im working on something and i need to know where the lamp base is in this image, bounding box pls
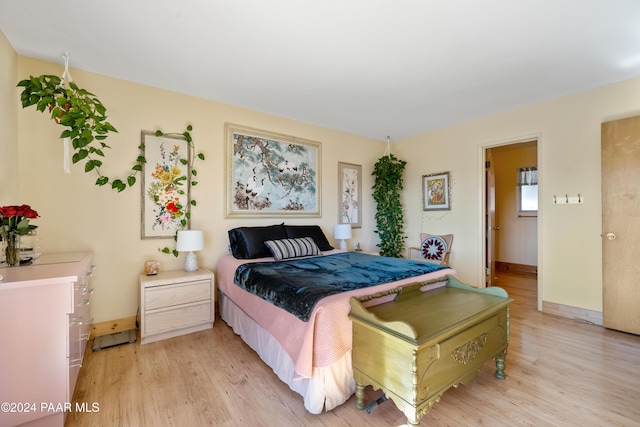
[184,251,199,272]
[339,240,348,251]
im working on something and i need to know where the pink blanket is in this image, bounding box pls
[217,251,455,379]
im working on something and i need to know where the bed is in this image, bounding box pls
[216,224,456,413]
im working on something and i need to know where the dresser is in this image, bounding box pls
[0,251,94,427]
[349,275,512,427]
[139,268,214,344]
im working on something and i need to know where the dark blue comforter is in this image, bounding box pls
[234,251,447,321]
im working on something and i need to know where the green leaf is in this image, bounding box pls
[111,179,126,192]
[155,130,163,136]
[132,165,143,172]
[197,153,205,160]
[190,200,197,206]
[96,176,109,186]
[127,176,136,187]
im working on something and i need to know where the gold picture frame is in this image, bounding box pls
[225,123,321,218]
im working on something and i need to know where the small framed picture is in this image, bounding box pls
[338,162,362,228]
[422,171,451,211]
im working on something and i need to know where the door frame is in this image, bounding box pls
[479,133,543,311]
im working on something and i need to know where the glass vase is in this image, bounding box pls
[5,234,21,267]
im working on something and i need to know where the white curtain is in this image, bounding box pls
[517,167,538,186]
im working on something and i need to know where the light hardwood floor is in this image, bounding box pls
[67,272,640,426]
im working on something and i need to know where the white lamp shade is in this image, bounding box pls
[176,230,205,252]
[334,223,352,240]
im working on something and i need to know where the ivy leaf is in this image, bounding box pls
[96,176,109,186]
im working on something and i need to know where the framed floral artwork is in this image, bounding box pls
[141,131,191,239]
[338,162,362,228]
[225,123,321,217]
[422,171,451,211]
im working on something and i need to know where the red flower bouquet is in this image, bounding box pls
[0,204,39,237]
[1,204,39,266]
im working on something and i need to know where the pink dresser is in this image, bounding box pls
[0,252,94,427]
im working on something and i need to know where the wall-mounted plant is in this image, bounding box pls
[372,152,407,257]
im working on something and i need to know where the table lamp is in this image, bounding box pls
[334,223,352,251]
[176,230,204,272]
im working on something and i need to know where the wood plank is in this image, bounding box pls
[67,272,640,426]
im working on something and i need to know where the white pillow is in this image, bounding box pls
[264,237,321,261]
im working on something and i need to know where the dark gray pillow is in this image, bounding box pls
[284,225,334,251]
[228,224,287,259]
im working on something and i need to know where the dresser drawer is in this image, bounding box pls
[145,279,211,310]
[144,301,213,336]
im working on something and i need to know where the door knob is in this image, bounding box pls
[605,232,616,240]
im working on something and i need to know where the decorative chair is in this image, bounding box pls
[407,233,454,266]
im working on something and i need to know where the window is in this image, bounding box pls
[518,167,538,212]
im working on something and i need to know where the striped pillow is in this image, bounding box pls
[264,237,321,261]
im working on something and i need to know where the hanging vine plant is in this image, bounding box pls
[372,153,407,257]
[17,74,145,192]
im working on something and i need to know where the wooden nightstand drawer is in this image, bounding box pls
[144,301,213,336]
[139,268,214,344]
[145,279,211,310]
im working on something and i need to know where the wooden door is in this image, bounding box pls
[602,116,640,335]
[485,148,496,287]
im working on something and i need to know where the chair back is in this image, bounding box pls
[408,233,454,265]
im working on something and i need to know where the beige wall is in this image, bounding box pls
[14,56,384,323]
[6,27,640,322]
[493,142,537,266]
[0,29,19,202]
[398,76,640,313]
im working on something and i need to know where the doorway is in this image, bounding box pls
[484,140,539,299]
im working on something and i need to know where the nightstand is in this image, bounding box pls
[139,268,214,344]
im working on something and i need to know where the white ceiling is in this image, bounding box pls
[2,1,640,140]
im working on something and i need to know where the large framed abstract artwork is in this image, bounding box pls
[225,123,321,218]
[422,171,451,211]
[141,131,191,239]
[338,162,362,228]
